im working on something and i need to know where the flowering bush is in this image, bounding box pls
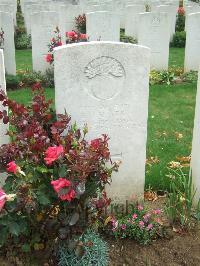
[109,205,163,245]
[0,84,118,254]
[45,28,87,65]
[75,14,86,33]
[45,27,62,65]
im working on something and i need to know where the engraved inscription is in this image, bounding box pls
[84,56,125,79]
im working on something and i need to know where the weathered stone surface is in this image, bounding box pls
[0,11,16,75]
[54,41,150,202]
[191,66,200,204]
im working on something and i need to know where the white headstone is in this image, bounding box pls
[59,4,82,41]
[138,12,170,70]
[0,49,9,146]
[154,5,177,40]
[86,11,120,41]
[0,4,16,26]
[31,11,59,73]
[54,41,150,202]
[0,12,16,75]
[191,66,200,204]
[184,12,200,72]
[125,4,145,39]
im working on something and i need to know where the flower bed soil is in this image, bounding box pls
[108,226,200,266]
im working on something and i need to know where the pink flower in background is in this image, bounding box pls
[147,223,153,231]
[143,213,151,222]
[153,209,161,215]
[139,221,145,229]
[7,161,17,174]
[132,213,138,220]
[0,188,6,211]
[44,145,64,165]
[121,224,126,230]
[137,205,144,211]
[112,218,118,231]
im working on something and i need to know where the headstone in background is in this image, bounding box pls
[86,11,120,41]
[0,11,16,75]
[31,11,59,73]
[138,12,170,70]
[191,66,200,204]
[184,12,200,72]
[125,4,145,39]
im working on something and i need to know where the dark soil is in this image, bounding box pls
[108,225,200,266]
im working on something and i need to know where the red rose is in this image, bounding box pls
[44,145,64,165]
[7,161,17,174]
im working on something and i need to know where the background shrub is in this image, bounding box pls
[15,33,32,49]
[171,31,186,48]
[6,75,20,89]
[175,14,185,32]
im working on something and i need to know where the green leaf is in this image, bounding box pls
[58,166,67,177]
[37,192,51,205]
[9,222,21,236]
[36,166,49,174]
[22,243,31,253]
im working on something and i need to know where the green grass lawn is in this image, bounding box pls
[16,49,32,71]
[8,47,197,191]
[169,47,185,68]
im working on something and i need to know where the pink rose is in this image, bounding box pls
[0,188,6,211]
[51,178,71,193]
[44,145,64,165]
[51,178,76,202]
[60,189,76,201]
[7,161,17,174]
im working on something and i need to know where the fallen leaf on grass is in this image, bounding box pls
[144,191,158,202]
[168,161,182,169]
[146,156,160,166]
[175,132,183,141]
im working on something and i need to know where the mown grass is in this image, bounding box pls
[9,47,197,191]
[16,49,32,71]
